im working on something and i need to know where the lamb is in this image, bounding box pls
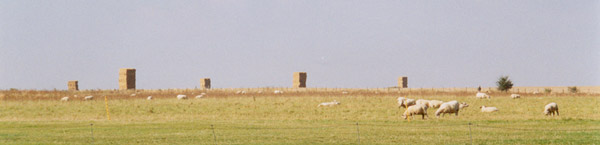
[402,104,428,119]
[476,92,490,99]
[428,100,444,108]
[416,99,430,107]
[60,96,69,101]
[511,94,521,99]
[318,100,340,107]
[147,96,153,100]
[435,101,460,117]
[398,98,416,108]
[544,102,559,116]
[480,106,499,112]
[176,95,188,100]
[84,96,93,101]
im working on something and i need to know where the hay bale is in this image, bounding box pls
[293,72,307,88]
[398,76,408,88]
[119,68,136,90]
[200,78,211,89]
[68,80,79,91]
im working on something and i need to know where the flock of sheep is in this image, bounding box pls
[318,92,560,119]
[58,90,560,118]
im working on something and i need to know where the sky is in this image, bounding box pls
[1,0,599,90]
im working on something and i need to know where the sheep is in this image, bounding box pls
[544,102,559,116]
[416,99,430,107]
[274,90,283,94]
[236,90,247,94]
[84,96,94,101]
[130,94,136,97]
[435,101,460,117]
[476,92,491,99]
[318,100,340,107]
[60,96,69,101]
[511,94,521,99]
[342,91,349,94]
[147,96,153,100]
[459,102,469,109]
[195,95,204,99]
[428,100,444,108]
[402,104,428,119]
[398,98,416,108]
[200,92,207,95]
[176,95,188,100]
[480,106,499,112]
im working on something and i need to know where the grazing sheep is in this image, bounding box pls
[544,102,559,116]
[84,96,93,101]
[147,96,153,100]
[274,90,283,94]
[176,95,188,100]
[318,100,340,107]
[236,90,247,94]
[511,94,521,99]
[533,91,539,94]
[257,91,263,94]
[195,95,204,99]
[200,92,207,95]
[60,97,69,101]
[480,106,499,112]
[130,94,136,97]
[398,99,416,108]
[459,102,469,109]
[476,92,491,99]
[402,104,428,119]
[342,91,349,94]
[428,100,444,108]
[435,101,460,117]
[416,99,430,107]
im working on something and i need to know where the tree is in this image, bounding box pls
[496,76,513,92]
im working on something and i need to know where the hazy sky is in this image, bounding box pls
[1,1,599,90]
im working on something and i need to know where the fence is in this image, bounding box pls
[72,121,599,144]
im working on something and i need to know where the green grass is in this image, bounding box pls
[1,94,599,144]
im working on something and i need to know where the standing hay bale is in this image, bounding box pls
[398,76,408,88]
[200,78,211,89]
[293,72,307,88]
[67,80,79,91]
[119,68,136,90]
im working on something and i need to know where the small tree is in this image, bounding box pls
[544,88,552,94]
[568,86,578,93]
[496,76,513,92]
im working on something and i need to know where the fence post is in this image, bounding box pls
[468,122,473,145]
[211,124,217,145]
[90,123,94,144]
[356,122,360,144]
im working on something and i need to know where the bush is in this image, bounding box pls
[568,86,578,93]
[496,76,514,92]
[544,88,552,94]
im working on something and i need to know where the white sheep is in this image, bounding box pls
[84,96,93,101]
[195,95,204,99]
[60,96,69,101]
[511,94,521,99]
[416,99,430,107]
[176,95,188,100]
[435,101,460,117]
[200,92,207,95]
[147,96,153,100]
[480,106,499,112]
[318,100,340,107]
[544,102,559,116]
[342,91,349,94]
[476,92,491,99]
[428,100,444,108]
[398,98,416,108]
[130,94,136,97]
[236,90,247,94]
[402,104,428,119]
[274,90,283,94]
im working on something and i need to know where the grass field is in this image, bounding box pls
[0,90,599,144]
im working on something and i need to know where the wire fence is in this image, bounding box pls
[75,122,599,144]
